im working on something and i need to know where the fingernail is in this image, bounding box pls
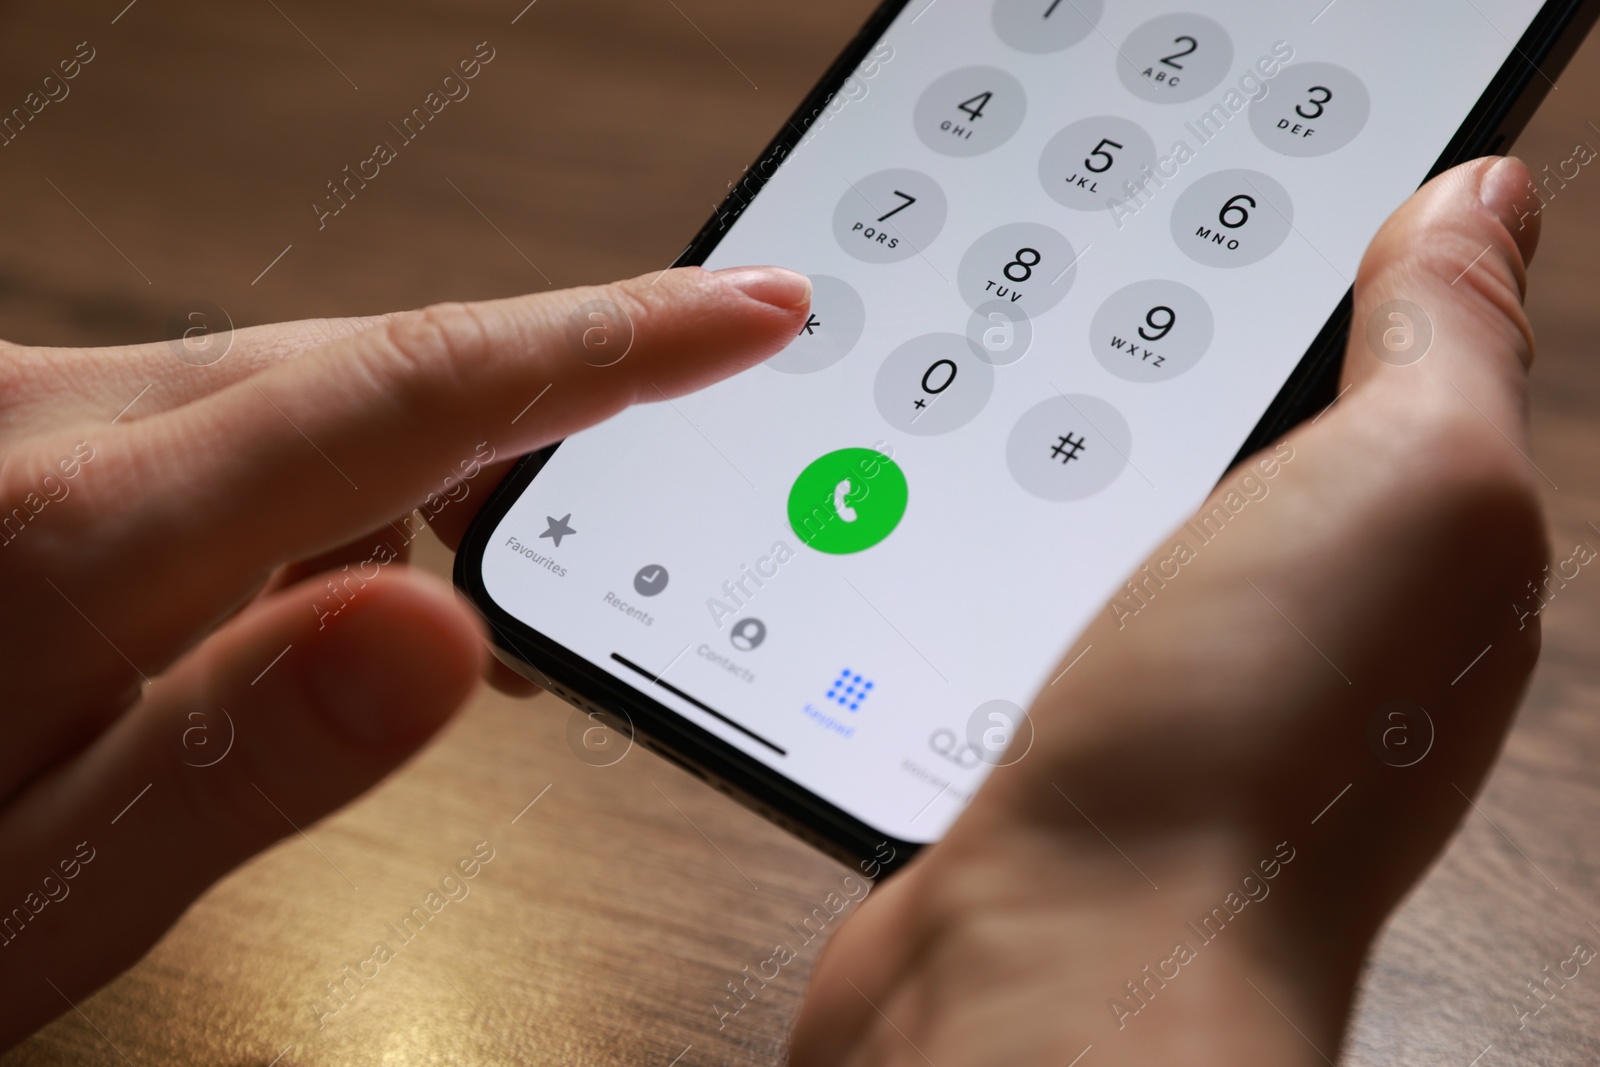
[713,266,812,310]
[1480,156,1536,230]
[1480,156,1541,275]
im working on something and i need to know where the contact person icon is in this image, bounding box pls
[729,617,767,651]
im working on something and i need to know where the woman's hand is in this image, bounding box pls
[0,264,810,1049]
[792,158,1547,1066]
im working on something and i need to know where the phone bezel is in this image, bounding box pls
[456,0,1599,877]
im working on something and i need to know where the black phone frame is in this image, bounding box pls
[457,0,1600,878]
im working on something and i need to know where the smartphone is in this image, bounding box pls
[458,0,1598,874]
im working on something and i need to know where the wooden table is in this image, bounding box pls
[4,2,1600,1063]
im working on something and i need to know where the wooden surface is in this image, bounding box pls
[4,2,1600,1064]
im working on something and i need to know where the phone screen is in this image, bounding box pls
[479,0,1547,843]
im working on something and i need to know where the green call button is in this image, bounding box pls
[786,448,908,555]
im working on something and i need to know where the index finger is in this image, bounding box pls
[66,266,809,669]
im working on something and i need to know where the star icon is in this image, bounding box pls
[539,513,576,547]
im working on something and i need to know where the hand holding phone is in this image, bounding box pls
[792,155,1549,1067]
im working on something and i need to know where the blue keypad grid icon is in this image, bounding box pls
[827,668,875,711]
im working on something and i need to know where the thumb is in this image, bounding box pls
[1340,156,1541,438]
[0,566,483,1050]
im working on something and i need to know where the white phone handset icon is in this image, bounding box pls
[832,479,858,523]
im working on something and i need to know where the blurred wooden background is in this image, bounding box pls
[3,1,1600,1064]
